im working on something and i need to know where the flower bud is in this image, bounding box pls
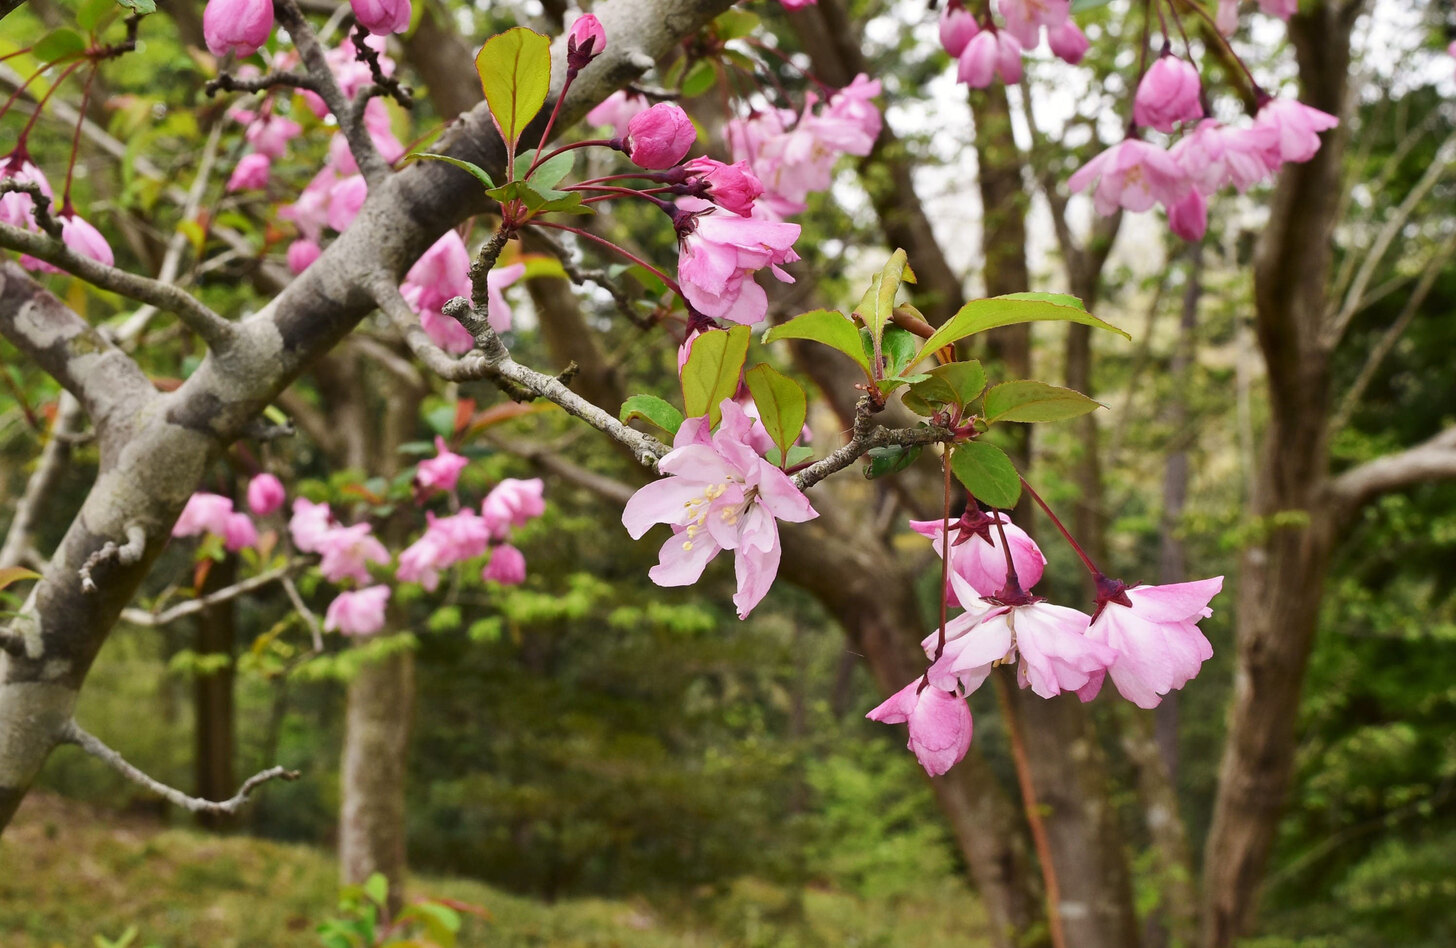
[625,103,697,169]
[684,157,763,217]
[1047,20,1089,64]
[226,152,271,192]
[287,239,321,274]
[938,2,979,57]
[1166,189,1207,242]
[351,0,411,36]
[482,544,527,585]
[1133,55,1203,133]
[60,213,114,267]
[567,14,606,70]
[247,473,287,516]
[203,0,274,58]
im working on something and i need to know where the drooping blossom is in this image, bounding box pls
[396,509,492,590]
[415,436,469,496]
[203,0,273,58]
[1068,138,1190,216]
[0,157,51,230]
[586,90,649,137]
[244,114,302,159]
[1046,20,1089,64]
[866,680,974,777]
[174,493,236,538]
[622,399,818,619]
[1166,189,1208,242]
[288,498,336,552]
[958,30,1022,88]
[278,168,337,243]
[226,152,271,192]
[1254,98,1339,165]
[287,239,321,274]
[626,103,697,169]
[675,197,800,325]
[299,36,397,118]
[221,512,258,551]
[60,214,114,267]
[938,1,979,57]
[399,231,525,351]
[566,13,605,70]
[998,0,1070,48]
[324,586,391,636]
[1133,55,1204,133]
[314,522,391,584]
[247,473,286,516]
[908,508,1046,603]
[481,478,546,538]
[1170,119,1279,195]
[481,544,527,585]
[351,0,410,35]
[1082,576,1223,708]
[683,158,764,217]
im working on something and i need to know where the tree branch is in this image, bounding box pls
[791,397,954,492]
[0,393,84,570]
[58,720,298,814]
[1330,424,1456,520]
[119,562,298,627]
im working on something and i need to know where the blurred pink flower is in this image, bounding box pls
[324,586,391,635]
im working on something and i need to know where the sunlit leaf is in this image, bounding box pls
[681,325,751,426]
[475,27,552,151]
[983,380,1104,424]
[620,394,685,436]
[744,363,807,461]
[950,442,1021,508]
[762,309,873,376]
[917,294,1128,362]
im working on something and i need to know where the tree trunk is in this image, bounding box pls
[193,554,237,831]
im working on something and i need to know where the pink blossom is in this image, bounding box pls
[1167,189,1207,242]
[324,586,391,636]
[415,436,468,496]
[247,473,286,515]
[939,1,979,57]
[287,239,321,274]
[1083,577,1221,706]
[1047,20,1089,64]
[908,508,1046,603]
[814,74,882,155]
[245,114,302,159]
[174,493,235,538]
[59,214,114,267]
[203,0,273,58]
[866,680,973,777]
[622,399,818,618]
[1170,119,1278,194]
[485,262,525,333]
[1255,98,1339,165]
[1134,56,1204,133]
[222,512,258,551]
[403,230,471,311]
[481,478,546,538]
[1216,0,1238,33]
[1068,139,1190,216]
[586,91,649,138]
[288,498,336,552]
[626,103,697,169]
[351,0,410,35]
[675,197,800,325]
[1256,0,1296,19]
[314,522,391,584]
[998,0,1070,48]
[395,532,450,590]
[684,158,764,217]
[778,0,818,7]
[396,510,494,589]
[567,13,606,67]
[957,30,1022,88]
[279,168,337,242]
[481,544,527,585]
[327,175,368,232]
[361,99,405,164]
[226,152,271,192]
[0,157,51,230]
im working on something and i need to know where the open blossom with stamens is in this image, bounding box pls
[866,680,973,776]
[622,399,818,618]
[1081,576,1223,708]
[675,198,800,325]
[909,508,1046,603]
[1069,139,1190,216]
[325,586,391,636]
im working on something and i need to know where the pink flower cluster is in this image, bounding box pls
[622,399,818,619]
[396,477,545,591]
[2,153,114,273]
[202,0,407,60]
[939,0,1089,87]
[224,107,303,194]
[173,491,260,552]
[867,508,1223,776]
[289,497,391,635]
[398,230,525,353]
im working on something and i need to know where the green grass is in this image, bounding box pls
[0,793,987,947]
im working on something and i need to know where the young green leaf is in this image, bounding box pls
[766,444,815,468]
[34,28,87,62]
[619,394,685,436]
[983,380,1104,423]
[950,442,1021,508]
[864,444,922,479]
[744,363,807,460]
[408,153,496,190]
[881,325,921,378]
[917,295,1129,362]
[475,28,553,151]
[116,0,157,13]
[0,566,41,591]
[527,149,575,190]
[928,360,987,405]
[681,325,751,426]
[762,309,873,376]
[872,249,915,338]
[681,59,719,97]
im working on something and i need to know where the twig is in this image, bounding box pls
[791,397,954,492]
[120,562,297,626]
[527,227,654,329]
[281,575,324,653]
[0,178,63,238]
[350,22,413,108]
[0,392,83,569]
[59,720,299,814]
[78,524,146,594]
[205,70,321,97]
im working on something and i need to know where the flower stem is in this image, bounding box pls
[525,69,578,180]
[1019,476,1103,580]
[529,220,684,298]
[933,449,954,663]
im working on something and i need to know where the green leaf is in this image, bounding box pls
[527,149,574,189]
[35,28,87,62]
[681,325,751,426]
[983,380,1104,424]
[475,27,552,151]
[744,363,807,461]
[917,294,1129,362]
[619,394,685,436]
[950,442,1021,508]
[1070,0,1113,11]
[765,444,814,468]
[681,59,718,97]
[903,361,985,416]
[116,0,157,13]
[881,325,920,378]
[409,153,495,190]
[78,0,115,32]
[362,872,390,907]
[864,445,922,480]
[871,249,913,340]
[0,567,41,591]
[713,7,760,39]
[762,309,873,376]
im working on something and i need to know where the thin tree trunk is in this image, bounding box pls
[193,554,237,831]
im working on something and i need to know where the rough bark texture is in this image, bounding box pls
[193,555,238,831]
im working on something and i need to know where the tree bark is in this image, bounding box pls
[193,554,238,831]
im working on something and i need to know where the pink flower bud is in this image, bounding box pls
[938,2,979,57]
[626,103,697,169]
[1047,20,1089,64]
[1166,189,1207,242]
[222,512,258,551]
[226,152,271,192]
[957,30,1021,88]
[1133,55,1204,133]
[203,0,274,58]
[247,473,286,515]
[59,213,114,267]
[567,13,606,68]
[287,239,321,274]
[350,0,411,36]
[482,544,527,585]
[684,157,764,217]
[174,493,235,538]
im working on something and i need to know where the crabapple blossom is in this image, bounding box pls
[1256,0,1297,19]
[314,523,390,585]
[674,197,800,325]
[351,0,411,36]
[1166,189,1208,241]
[244,114,302,159]
[626,103,697,169]
[396,510,496,590]
[287,239,321,274]
[1046,20,1089,64]
[958,30,1022,89]
[289,498,336,552]
[481,544,527,585]
[247,473,286,515]
[621,399,818,619]
[1068,138,1190,216]
[324,586,391,636]
[586,90,649,137]
[1133,55,1204,133]
[221,512,258,552]
[567,13,606,69]
[908,509,1046,603]
[203,0,273,58]
[174,493,236,538]
[865,680,974,777]
[59,214,114,266]
[938,1,979,57]
[326,175,368,232]
[1255,98,1340,165]
[415,436,469,496]
[683,158,764,217]
[226,153,271,193]
[481,478,546,538]
[0,157,51,229]
[1082,576,1223,708]
[1170,119,1277,195]
[998,0,1070,48]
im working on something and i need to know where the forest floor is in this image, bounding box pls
[1,793,985,947]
